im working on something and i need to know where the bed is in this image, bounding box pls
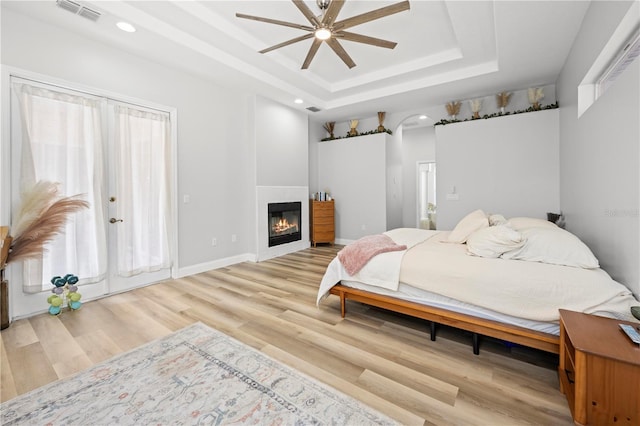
[316,212,640,355]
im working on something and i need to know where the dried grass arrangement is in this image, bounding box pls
[496,92,512,113]
[527,87,544,110]
[348,119,359,136]
[445,101,461,119]
[7,181,89,264]
[469,99,482,119]
[323,122,335,139]
[377,112,386,132]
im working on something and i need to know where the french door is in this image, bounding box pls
[9,77,174,318]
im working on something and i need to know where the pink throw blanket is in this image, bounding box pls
[338,234,407,276]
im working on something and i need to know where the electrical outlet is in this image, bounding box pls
[183,194,190,204]
[231,234,237,243]
[361,224,366,231]
[212,238,217,247]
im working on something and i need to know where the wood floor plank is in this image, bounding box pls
[4,341,59,396]
[0,245,574,425]
[0,336,17,402]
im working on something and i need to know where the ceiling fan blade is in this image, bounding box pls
[292,0,321,27]
[322,0,345,26]
[333,1,410,31]
[326,38,356,68]
[260,33,314,54]
[302,38,323,69]
[236,13,314,31]
[337,31,397,49]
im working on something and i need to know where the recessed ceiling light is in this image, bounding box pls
[419,115,427,120]
[294,99,304,104]
[116,22,136,33]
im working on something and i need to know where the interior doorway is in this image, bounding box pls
[417,162,436,229]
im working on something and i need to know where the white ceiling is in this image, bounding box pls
[3,0,591,123]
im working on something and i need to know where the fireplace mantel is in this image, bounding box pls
[256,186,310,261]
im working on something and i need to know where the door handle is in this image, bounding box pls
[109,218,123,224]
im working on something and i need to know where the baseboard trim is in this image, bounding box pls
[335,238,354,246]
[177,253,257,278]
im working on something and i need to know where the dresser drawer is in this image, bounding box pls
[312,215,334,225]
[313,231,335,242]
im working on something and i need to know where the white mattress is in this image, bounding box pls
[339,279,561,336]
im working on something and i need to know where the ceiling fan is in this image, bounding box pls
[236,0,410,69]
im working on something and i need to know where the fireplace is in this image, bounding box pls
[268,202,302,247]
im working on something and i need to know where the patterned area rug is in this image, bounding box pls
[1,322,397,425]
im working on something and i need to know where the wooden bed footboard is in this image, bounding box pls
[329,284,559,355]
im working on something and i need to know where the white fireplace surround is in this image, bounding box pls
[256,186,310,261]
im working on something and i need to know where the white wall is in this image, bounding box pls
[435,109,560,229]
[255,96,308,187]
[1,8,254,273]
[386,129,403,230]
[316,133,388,242]
[401,126,436,228]
[557,0,639,296]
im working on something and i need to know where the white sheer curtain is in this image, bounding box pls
[113,105,171,277]
[13,83,108,293]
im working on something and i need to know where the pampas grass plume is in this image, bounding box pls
[11,181,60,238]
[445,101,461,116]
[7,182,89,264]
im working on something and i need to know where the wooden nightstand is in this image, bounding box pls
[558,309,640,425]
[310,200,334,247]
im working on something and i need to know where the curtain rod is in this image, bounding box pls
[11,74,172,116]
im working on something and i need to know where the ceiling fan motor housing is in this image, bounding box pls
[316,0,331,10]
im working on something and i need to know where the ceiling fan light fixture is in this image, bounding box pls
[315,27,332,40]
[316,0,330,10]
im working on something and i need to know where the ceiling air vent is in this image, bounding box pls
[56,0,101,22]
[306,106,321,113]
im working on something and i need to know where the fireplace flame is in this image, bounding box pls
[273,218,297,234]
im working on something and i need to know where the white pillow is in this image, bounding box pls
[467,225,526,258]
[508,217,558,231]
[501,227,599,268]
[488,213,507,226]
[447,209,489,243]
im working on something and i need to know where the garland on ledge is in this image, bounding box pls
[321,127,392,142]
[434,102,558,126]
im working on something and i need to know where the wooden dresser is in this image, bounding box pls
[310,200,335,247]
[558,309,640,425]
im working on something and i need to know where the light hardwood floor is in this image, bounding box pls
[0,245,573,425]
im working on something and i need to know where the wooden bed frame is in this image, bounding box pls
[329,284,560,355]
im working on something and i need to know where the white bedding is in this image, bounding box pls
[316,228,438,304]
[317,228,640,324]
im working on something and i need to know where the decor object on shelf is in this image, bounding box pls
[6,181,89,264]
[377,112,387,132]
[445,101,461,120]
[323,121,335,139]
[0,323,397,425]
[496,91,512,113]
[348,119,359,136]
[236,0,410,69]
[469,99,482,119]
[528,87,544,110]
[434,102,558,126]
